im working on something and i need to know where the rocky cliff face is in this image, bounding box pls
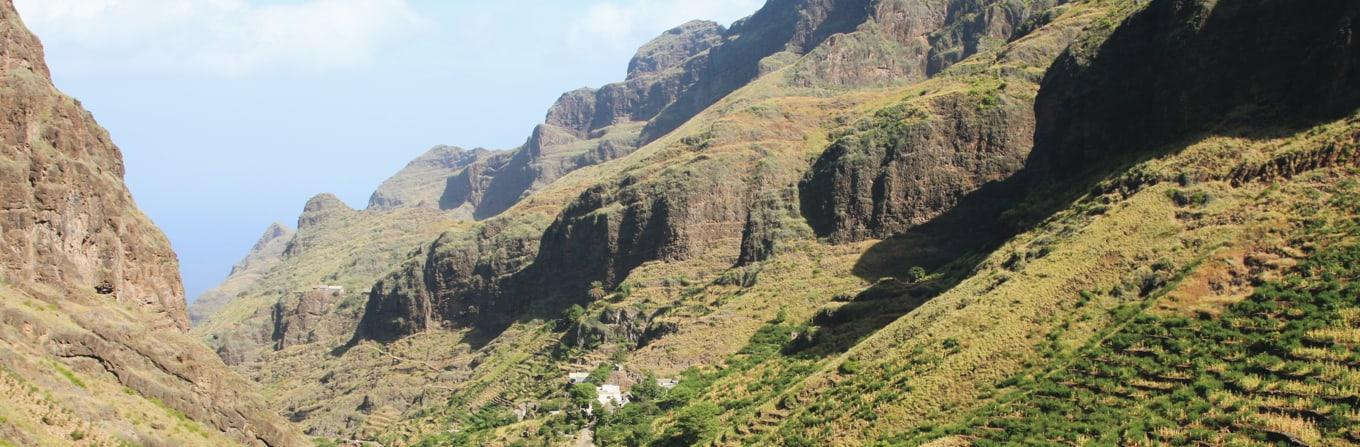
[800,94,1036,242]
[788,0,1068,88]
[627,20,726,80]
[190,223,294,325]
[432,0,1072,226]
[0,1,187,331]
[368,145,486,211]
[639,0,874,141]
[355,215,541,340]
[796,0,1082,242]
[0,1,306,444]
[1029,0,1360,177]
[272,288,343,350]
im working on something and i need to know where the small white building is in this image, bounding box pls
[656,378,680,390]
[567,372,590,384]
[596,384,629,408]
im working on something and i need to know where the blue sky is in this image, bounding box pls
[13,0,763,301]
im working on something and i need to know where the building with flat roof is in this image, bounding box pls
[596,384,628,408]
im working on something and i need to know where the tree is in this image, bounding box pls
[907,266,928,283]
[588,281,607,301]
[670,402,720,445]
[631,371,665,403]
[588,363,613,384]
[570,383,598,420]
[563,304,586,324]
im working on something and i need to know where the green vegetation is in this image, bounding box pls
[50,362,84,389]
[668,402,722,445]
[892,179,1360,446]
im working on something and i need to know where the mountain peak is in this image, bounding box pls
[298,193,356,229]
[251,222,294,253]
[367,146,487,211]
[626,20,726,79]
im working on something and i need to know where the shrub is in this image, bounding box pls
[907,266,929,283]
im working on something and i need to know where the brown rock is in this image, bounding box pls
[0,0,187,331]
[272,287,343,350]
[0,1,309,444]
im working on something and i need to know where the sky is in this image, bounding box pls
[13,0,764,301]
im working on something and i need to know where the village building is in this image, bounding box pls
[596,384,628,408]
[313,285,345,295]
[567,372,589,384]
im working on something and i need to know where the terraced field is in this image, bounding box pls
[897,175,1360,446]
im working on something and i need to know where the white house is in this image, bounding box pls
[596,384,628,408]
[568,372,589,384]
[313,285,345,294]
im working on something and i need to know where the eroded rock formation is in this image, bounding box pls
[0,1,308,444]
[0,1,187,331]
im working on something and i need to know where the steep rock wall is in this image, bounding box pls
[0,1,307,444]
[0,1,188,331]
[1030,0,1360,176]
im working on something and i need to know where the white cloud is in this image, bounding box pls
[13,0,423,76]
[571,0,765,51]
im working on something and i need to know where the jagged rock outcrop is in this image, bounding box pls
[796,0,1095,242]
[0,1,187,331]
[535,171,753,288]
[627,20,726,80]
[436,0,1073,224]
[565,305,665,349]
[801,0,1360,244]
[646,0,1069,140]
[272,287,342,350]
[639,0,874,141]
[798,81,1037,243]
[195,197,457,366]
[190,222,294,325]
[439,20,731,220]
[538,0,1075,279]
[0,1,307,444]
[790,0,1069,88]
[355,216,542,340]
[368,145,486,211]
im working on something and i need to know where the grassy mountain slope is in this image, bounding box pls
[334,1,1105,445]
[189,0,1360,445]
[189,197,463,382]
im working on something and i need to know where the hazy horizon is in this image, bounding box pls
[14,0,763,301]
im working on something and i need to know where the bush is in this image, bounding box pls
[907,266,928,283]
